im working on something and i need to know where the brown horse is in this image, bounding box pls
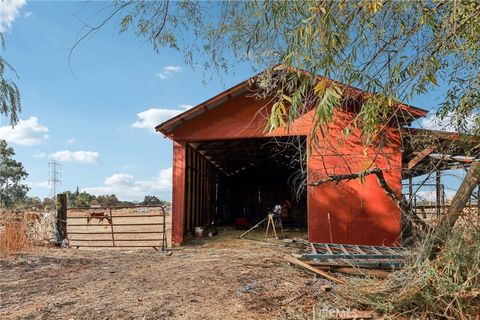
[86,211,112,224]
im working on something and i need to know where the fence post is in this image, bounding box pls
[56,194,67,245]
[109,208,115,247]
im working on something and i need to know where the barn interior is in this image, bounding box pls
[182,136,308,238]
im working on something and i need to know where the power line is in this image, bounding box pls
[48,160,61,199]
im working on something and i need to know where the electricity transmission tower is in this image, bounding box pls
[48,160,61,199]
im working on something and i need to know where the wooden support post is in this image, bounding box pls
[162,206,166,250]
[56,193,67,244]
[192,150,198,231]
[436,170,441,217]
[195,151,200,228]
[264,215,271,239]
[109,208,115,247]
[408,176,413,208]
[478,185,480,217]
[185,147,192,237]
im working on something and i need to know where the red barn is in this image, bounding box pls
[156,67,427,246]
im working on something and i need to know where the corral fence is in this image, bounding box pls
[66,204,168,251]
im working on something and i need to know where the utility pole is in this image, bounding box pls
[48,160,61,199]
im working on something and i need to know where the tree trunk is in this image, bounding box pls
[372,169,429,231]
[430,162,480,259]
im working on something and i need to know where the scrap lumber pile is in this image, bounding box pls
[286,242,405,281]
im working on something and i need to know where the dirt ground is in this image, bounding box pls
[0,229,341,320]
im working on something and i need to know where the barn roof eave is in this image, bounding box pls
[155,66,428,138]
[155,79,252,137]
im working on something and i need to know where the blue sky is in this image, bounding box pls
[0,1,467,202]
[0,1,254,201]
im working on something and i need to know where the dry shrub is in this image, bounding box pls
[0,220,32,252]
[345,216,480,319]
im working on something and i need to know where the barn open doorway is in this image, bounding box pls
[183,136,307,239]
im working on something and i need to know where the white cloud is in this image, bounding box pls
[83,167,172,201]
[23,11,31,18]
[0,0,26,32]
[0,116,49,146]
[156,65,183,80]
[420,112,475,132]
[33,150,46,159]
[105,173,135,186]
[49,150,100,164]
[26,180,50,189]
[34,180,50,189]
[131,106,193,132]
[66,137,76,145]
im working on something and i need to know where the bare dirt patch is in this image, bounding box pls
[0,230,335,320]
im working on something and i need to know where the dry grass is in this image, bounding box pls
[342,214,480,319]
[0,220,32,253]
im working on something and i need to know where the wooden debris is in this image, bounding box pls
[408,145,436,169]
[328,310,373,319]
[284,255,346,285]
[316,266,390,279]
[281,292,305,305]
[238,217,266,238]
[320,284,332,292]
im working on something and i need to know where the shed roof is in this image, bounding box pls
[402,127,480,178]
[156,66,428,137]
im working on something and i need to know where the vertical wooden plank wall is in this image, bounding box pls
[182,145,219,238]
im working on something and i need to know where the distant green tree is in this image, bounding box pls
[96,194,119,207]
[142,195,161,205]
[42,197,55,209]
[64,191,76,207]
[23,196,42,207]
[75,191,93,208]
[0,139,29,208]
